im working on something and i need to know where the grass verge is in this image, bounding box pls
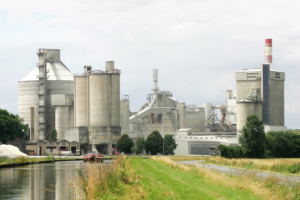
[154,156,300,200]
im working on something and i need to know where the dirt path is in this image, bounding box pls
[178,160,300,185]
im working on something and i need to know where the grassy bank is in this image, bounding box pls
[0,155,82,166]
[74,156,300,199]
[72,156,145,199]
[131,157,261,199]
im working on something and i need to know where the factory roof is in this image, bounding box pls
[20,62,74,82]
[174,135,238,144]
[236,68,284,73]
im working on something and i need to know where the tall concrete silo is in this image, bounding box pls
[18,49,74,140]
[74,61,121,154]
[236,89,262,133]
[74,76,88,127]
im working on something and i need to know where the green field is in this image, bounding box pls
[130,158,261,200]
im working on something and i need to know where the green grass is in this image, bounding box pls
[130,158,262,200]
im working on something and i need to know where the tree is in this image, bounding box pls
[0,109,29,143]
[49,129,57,140]
[163,134,177,155]
[116,134,134,154]
[145,130,163,155]
[131,136,146,154]
[266,131,297,158]
[238,114,266,158]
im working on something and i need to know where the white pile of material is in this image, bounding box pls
[0,144,28,158]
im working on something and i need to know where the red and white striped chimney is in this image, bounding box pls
[265,39,272,69]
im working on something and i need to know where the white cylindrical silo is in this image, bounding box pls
[203,103,212,121]
[111,74,120,126]
[89,74,109,126]
[236,100,262,133]
[74,76,88,127]
[55,106,69,140]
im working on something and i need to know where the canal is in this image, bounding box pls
[0,160,99,200]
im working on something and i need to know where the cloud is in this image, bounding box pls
[0,0,299,129]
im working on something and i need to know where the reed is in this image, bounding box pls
[152,156,300,200]
[72,156,146,200]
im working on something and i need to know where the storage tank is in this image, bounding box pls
[111,74,120,126]
[203,103,212,121]
[236,100,262,133]
[55,106,69,139]
[89,74,109,126]
[18,49,74,140]
[74,76,88,127]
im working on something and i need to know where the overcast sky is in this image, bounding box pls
[0,0,299,129]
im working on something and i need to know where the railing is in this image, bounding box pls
[73,69,122,77]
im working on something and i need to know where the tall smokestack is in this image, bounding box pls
[152,69,158,107]
[265,39,272,69]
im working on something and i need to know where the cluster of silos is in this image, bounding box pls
[74,61,121,154]
[18,49,74,140]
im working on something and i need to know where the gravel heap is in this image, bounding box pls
[0,144,28,158]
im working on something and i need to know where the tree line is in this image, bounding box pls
[218,114,300,158]
[0,108,29,143]
[116,130,177,155]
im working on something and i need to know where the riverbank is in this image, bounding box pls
[0,155,82,168]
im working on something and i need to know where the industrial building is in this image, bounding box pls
[20,38,287,156]
[19,49,74,140]
[21,49,121,155]
[174,135,238,155]
[67,62,121,154]
[235,39,286,134]
[128,69,205,139]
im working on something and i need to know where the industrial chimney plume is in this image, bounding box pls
[265,39,272,69]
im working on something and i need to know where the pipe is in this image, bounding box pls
[149,96,157,108]
[138,102,150,112]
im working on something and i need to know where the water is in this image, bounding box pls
[0,161,87,200]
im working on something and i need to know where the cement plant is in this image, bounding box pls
[15,39,287,156]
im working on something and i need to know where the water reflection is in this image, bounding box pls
[0,161,85,200]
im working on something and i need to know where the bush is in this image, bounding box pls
[218,145,245,159]
[145,130,163,155]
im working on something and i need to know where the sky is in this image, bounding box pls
[0,0,299,129]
